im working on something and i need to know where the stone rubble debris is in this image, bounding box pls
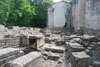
[0,25,99,67]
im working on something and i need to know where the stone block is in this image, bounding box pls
[45,37,52,44]
[0,43,5,48]
[0,48,20,59]
[5,52,42,67]
[45,46,65,53]
[81,35,100,42]
[48,53,60,61]
[28,34,45,50]
[55,40,65,46]
[66,42,85,52]
[0,51,24,66]
[93,61,100,67]
[71,52,91,67]
[0,48,24,66]
[17,35,29,46]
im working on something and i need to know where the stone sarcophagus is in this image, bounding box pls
[28,33,45,50]
[17,33,45,50]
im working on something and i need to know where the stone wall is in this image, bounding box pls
[0,37,20,48]
[71,0,87,31]
[85,0,100,29]
[48,1,71,28]
[71,0,100,32]
[65,34,100,67]
[81,27,100,37]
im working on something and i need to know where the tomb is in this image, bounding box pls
[28,34,45,50]
[0,48,24,66]
[5,52,42,67]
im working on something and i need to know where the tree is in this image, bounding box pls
[66,0,70,2]
[0,0,11,25]
[30,0,53,28]
[0,0,53,27]
[6,0,35,26]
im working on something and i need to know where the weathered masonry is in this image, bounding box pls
[5,52,42,67]
[48,0,100,36]
[48,1,71,28]
[71,0,100,33]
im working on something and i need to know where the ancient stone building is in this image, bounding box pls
[85,0,100,29]
[71,0,86,31]
[48,1,71,28]
[71,0,100,32]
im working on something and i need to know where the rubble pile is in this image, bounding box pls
[0,25,44,49]
[0,25,66,67]
[41,28,66,67]
[0,25,99,67]
[65,34,100,67]
[0,25,44,67]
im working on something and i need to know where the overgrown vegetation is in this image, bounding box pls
[0,0,53,27]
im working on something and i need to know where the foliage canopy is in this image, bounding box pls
[0,0,53,27]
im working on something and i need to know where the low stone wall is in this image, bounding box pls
[44,27,73,35]
[80,27,100,37]
[65,34,100,67]
[0,37,20,48]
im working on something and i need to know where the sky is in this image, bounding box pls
[53,0,70,3]
[53,0,62,3]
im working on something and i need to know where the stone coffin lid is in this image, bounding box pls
[8,52,41,67]
[80,35,100,42]
[45,45,65,53]
[0,48,20,59]
[72,51,90,59]
[66,42,85,52]
[29,33,44,39]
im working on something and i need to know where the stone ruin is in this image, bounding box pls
[71,0,100,36]
[46,1,100,66]
[0,24,99,67]
[0,25,44,50]
[0,1,100,67]
[0,25,44,67]
[0,25,67,67]
[43,27,100,67]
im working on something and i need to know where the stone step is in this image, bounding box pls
[45,46,65,53]
[66,42,85,52]
[5,52,42,67]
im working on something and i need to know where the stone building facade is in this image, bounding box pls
[48,0,100,36]
[71,0,100,31]
[48,1,71,28]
